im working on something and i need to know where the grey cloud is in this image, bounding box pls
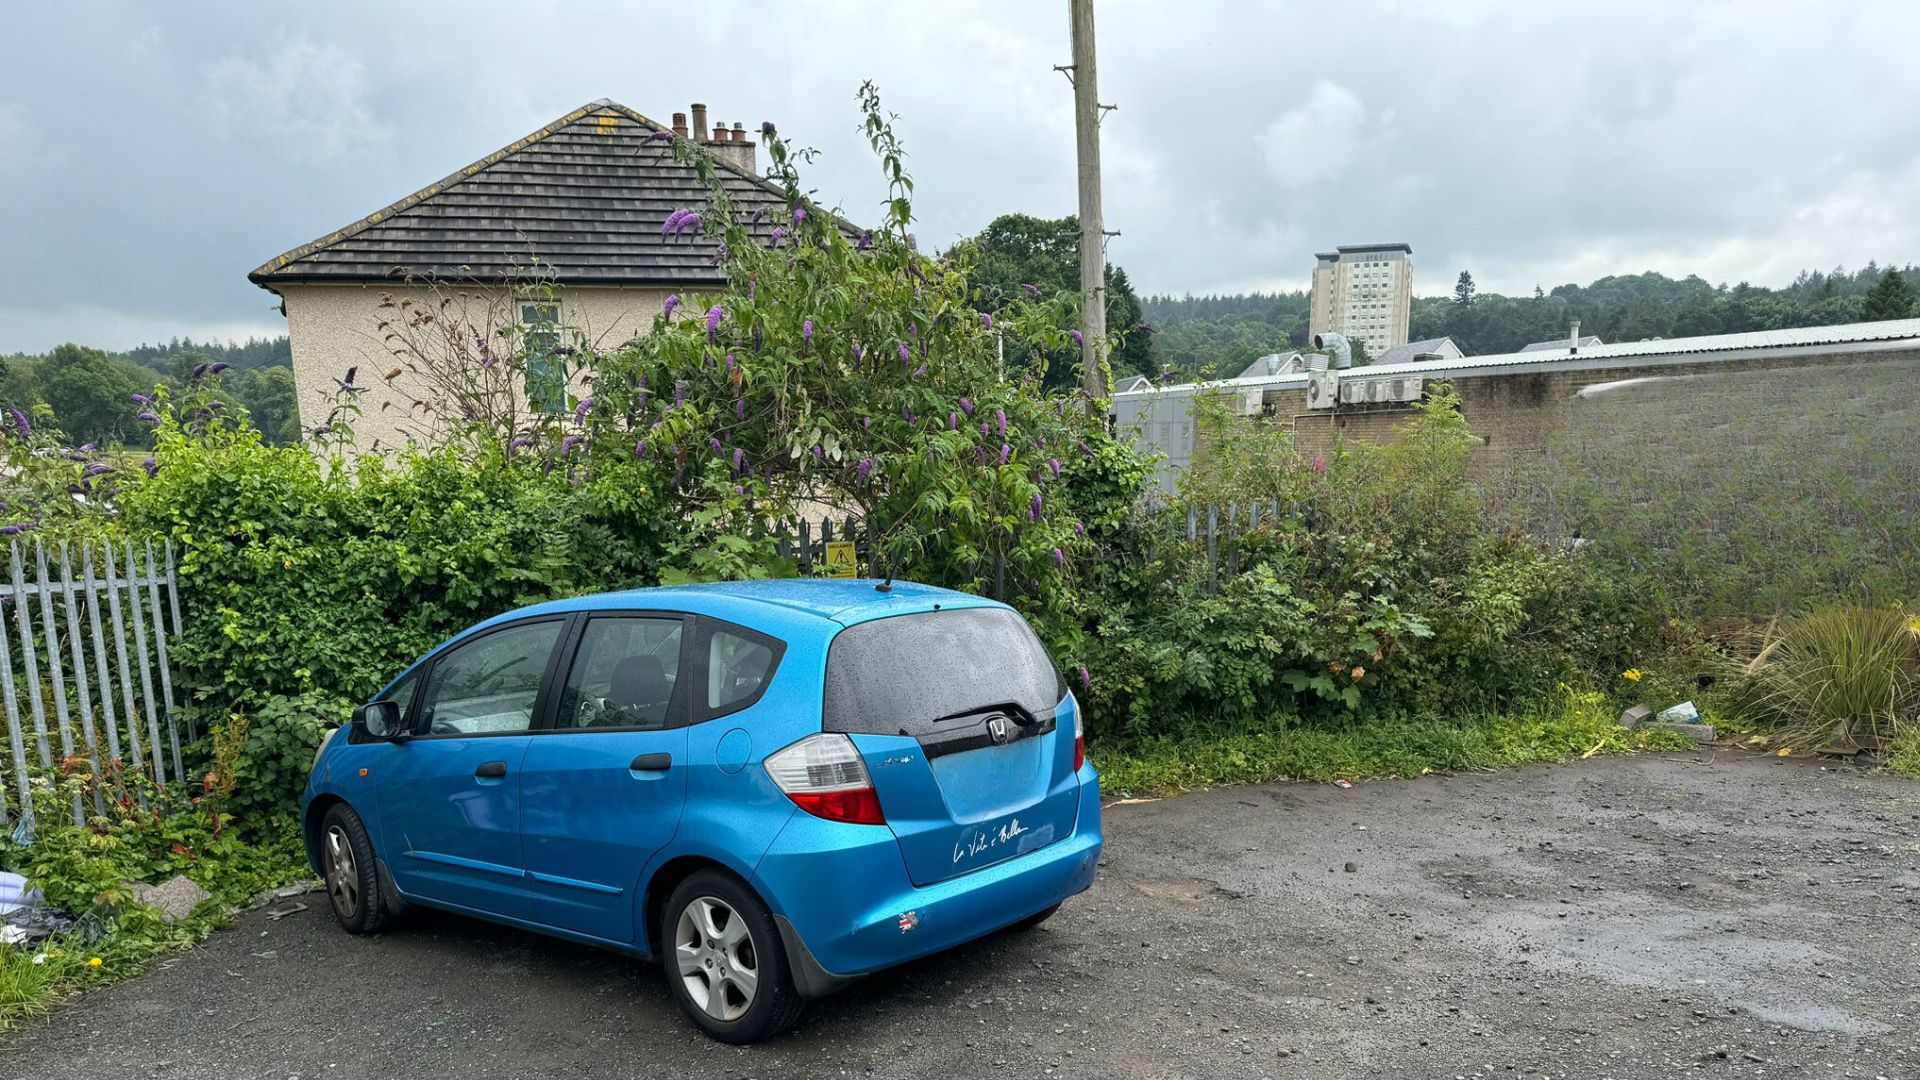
[2,0,1916,352]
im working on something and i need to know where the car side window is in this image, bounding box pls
[418,620,563,736]
[706,626,779,715]
[556,617,684,730]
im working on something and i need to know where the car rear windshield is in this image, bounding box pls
[823,607,1066,737]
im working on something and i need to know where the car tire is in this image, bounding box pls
[319,803,390,935]
[661,869,804,1044]
[1009,903,1062,932]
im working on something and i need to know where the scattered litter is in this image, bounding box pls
[274,880,321,900]
[1333,779,1353,789]
[1657,700,1702,724]
[0,871,84,947]
[0,872,41,918]
[265,902,309,921]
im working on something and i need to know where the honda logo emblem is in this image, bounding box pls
[986,716,1012,745]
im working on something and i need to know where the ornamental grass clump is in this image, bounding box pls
[1723,605,1919,754]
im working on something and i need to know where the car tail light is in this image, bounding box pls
[1073,700,1086,772]
[765,734,886,825]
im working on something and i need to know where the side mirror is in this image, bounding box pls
[351,700,408,742]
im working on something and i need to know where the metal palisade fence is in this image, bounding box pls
[0,538,187,830]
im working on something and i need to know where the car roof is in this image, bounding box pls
[467,578,1004,638]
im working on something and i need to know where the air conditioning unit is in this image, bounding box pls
[1306,370,1338,410]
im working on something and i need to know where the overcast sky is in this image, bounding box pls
[3,1,1916,352]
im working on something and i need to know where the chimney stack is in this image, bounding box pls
[1569,318,1581,353]
[702,117,759,174]
[671,112,688,139]
[691,102,709,142]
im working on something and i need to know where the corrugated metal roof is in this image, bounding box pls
[1372,337,1460,365]
[1113,319,1920,399]
[249,100,803,289]
[1520,335,1605,352]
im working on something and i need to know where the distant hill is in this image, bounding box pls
[1143,263,1917,379]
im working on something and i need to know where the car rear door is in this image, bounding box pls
[518,613,691,942]
[824,606,1082,887]
[372,618,565,920]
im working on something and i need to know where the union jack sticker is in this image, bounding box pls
[897,910,919,933]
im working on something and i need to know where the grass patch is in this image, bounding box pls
[1090,692,1694,797]
[0,820,307,1030]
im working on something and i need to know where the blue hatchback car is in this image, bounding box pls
[301,579,1101,1042]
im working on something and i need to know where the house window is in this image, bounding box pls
[521,302,567,415]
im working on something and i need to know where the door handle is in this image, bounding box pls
[629,753,672,772]
[474,761,508,779]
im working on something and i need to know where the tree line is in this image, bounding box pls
[0,336,297,446]
[1140,263,1919,379]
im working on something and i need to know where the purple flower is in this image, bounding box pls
[8,408,28,437]
[0,523,35,537]
[856,231,873,252]
[802,320,813,348]
[142,457,158,477]
[83,462,115,478]
[1078,666,1091,692]
[948,412,959,430]
[770,226,786,247]
[209,362,230,374]
[130,393,150,405]
[1049,457,1062,479]
[661,209,688,236]
[1053,547,1066,569]
[191,362,209,378]
[898,343,910,367]
[508,437,533,453]
[560,435,583,456]
[679,212,703,235]
[851,344,864,365]
[981,421,991,439]
[960,396,976,417]
[862,417,871,429]
[998,444,1012,466]
[1074,521,1086,538]
[1021,283,1041,297]
[1078,440,1093,456]
[811,444,824,463]
[912,364,927,378]
[138,411,160,424]
[1069,329,1084,347]
[634,440,648,460]
[674,381,686,406]
[1029,492,1043,521]
[996,408,1007,437]
[649,129,673,141]
[706,305,724,342]
[709,437,724,453]
[902,406,915,423]
[751,207,769,226]
[725,352,736,376]
[735,397,745,420]
[663,294,680,318]
[980,313,993,330]
[733,448,744,472]
[792,207,807,225]
[857,456,874,482]
[574,397,594,422]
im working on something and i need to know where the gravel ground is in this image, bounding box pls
[3,750,1917,1079]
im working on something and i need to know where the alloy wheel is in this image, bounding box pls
[674,895,758,1022]
[324,823,360,920]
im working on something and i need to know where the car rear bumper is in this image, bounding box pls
[752,767,1102,991]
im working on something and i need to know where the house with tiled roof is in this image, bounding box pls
[249,99,788,450]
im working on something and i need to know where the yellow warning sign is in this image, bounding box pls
[824,540,858,578]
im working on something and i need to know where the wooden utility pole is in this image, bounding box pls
[1068,0,1108,406]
